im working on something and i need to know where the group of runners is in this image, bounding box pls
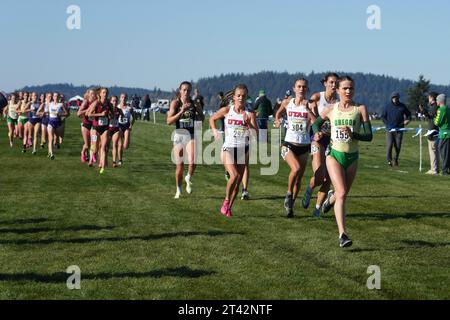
[76,88,134,173]
[2,88,135,172]
[169,75,373,248]
[3,91,69,158]
[2,76,373,248]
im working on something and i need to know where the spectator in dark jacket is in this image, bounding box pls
[425,92,440,174]
[254,89,272,131]
[0,91,7,116]
[141,94,151,121]
[131,95,141,120]
[381,92,412,166]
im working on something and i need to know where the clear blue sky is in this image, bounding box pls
[1,0,450,92]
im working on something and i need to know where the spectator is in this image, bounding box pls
[0,91,7,116]
[140,94,151,121]
[434,94,450,175]
[253,89,272,133]
[193,88,205,109]
[131,95,141,120]
[425,92,440,175]
[381,92,412,167]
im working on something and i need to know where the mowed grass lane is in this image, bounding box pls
[0,116,448,299]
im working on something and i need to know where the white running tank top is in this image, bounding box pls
[119,105,132,124]
[49,102,62,119]
[8,102,18,119]
[318,92,337,135]
[223,105,250,148]
[284,98,311,145]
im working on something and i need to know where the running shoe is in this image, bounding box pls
[9,141,13,148]
[88,162,94,167]
[226,208,233,218]
[220,200,230,217]
[40,143,45,149]
[50,154,55,160]
[339,233,353,248]
[100,168,105,174]
[56,143,61,149]
[313,207,321,218]
[284,194,294,218]
[112,162,118,168]
[322,190,335,214]
[118,160,123,166]
[241,191,249,200]
[32,151,36,155]
[174,191,181,199]
[185,176,193,194]
[301,186,312,209]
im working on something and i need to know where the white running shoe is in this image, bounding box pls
[185,176,193,194]
[241,191,249,200]
[174,191,181,199]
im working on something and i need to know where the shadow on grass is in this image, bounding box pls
[349,212,450,220]
[345,240,450,253]
[0,230,243,246]
[400,240,450,248]
[0,225,115,235]
[348,195,413,199]
[0,267,216,283]
[0,218,52,225]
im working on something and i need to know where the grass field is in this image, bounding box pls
[0,114,449,300]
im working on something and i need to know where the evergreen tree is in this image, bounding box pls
[407,75,430,112]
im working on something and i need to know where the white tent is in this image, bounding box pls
[69,95,84,102]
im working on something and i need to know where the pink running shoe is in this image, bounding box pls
[226,208,233,218]
[220,200,230,216]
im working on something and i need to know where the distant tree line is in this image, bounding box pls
[16,72,450,114]
[194,71,450,113]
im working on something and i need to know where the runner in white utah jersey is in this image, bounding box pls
[209,84,258,218]
[275,78,317,218]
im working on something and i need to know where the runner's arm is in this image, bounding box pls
[166,100,187,125]
[274,100,288,128]
[351,105,373,142]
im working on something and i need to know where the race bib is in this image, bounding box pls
[179,118,193,129]
[281,146,290,160]
[233,128,246,139]
[98,116,108,126]
[311,143,320,155]
[290,120,306,133]
[334,127,352,143]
